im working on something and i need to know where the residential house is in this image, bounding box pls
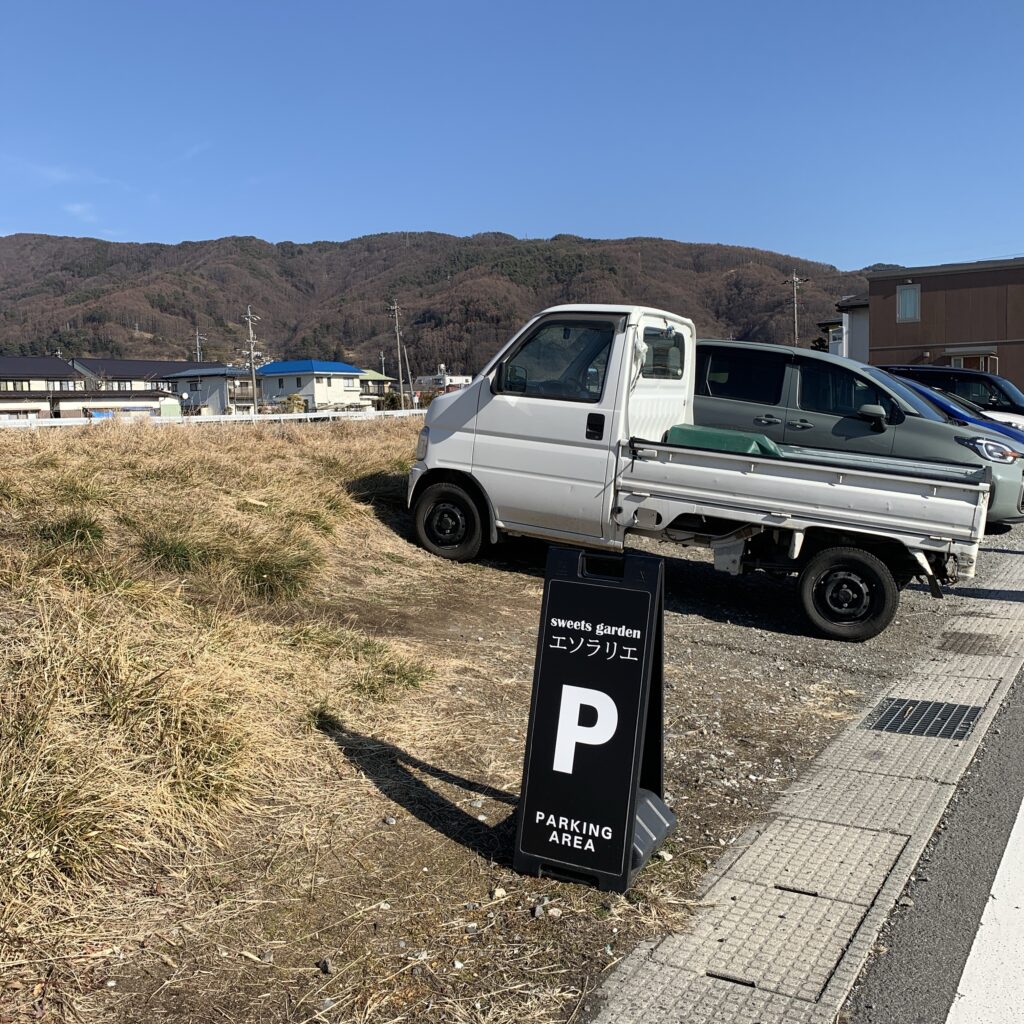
[824,293,869,361]
[358,368,395,405]
[0,356,181,419]
[0,357,82,419]
[257,359,367,412]
[865,257,1024,386]
[71,357,221,392]
[412,365,472,394]
[164,366,258,415]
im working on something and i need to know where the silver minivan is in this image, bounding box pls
[694,340,1024,524]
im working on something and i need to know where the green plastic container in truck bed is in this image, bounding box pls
[662,423,783,458]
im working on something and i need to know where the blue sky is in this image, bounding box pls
[1,0,1022,270]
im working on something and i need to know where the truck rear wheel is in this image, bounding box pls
[414,482,484,562]
[798,547,899,642]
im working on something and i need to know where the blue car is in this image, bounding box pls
[896,376,1024,451]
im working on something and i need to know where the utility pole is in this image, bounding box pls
[791,270,807,346]
[194,322,207,363]
[243,304,261,417]
[388,301,406,409]
[380,349,386,376]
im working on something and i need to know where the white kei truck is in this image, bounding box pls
[407,305,991,641]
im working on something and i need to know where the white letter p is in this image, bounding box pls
[553,685,618,774]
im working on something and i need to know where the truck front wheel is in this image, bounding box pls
[414,482,484,561]
[798,547,899,642]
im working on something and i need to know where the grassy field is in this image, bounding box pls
[0,419,445,1013]
[0,419,696,1024]
[1,417,898,1024]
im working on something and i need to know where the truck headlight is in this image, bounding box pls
[415,427,430,461]
[955,435,1023,464]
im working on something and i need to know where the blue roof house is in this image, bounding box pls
[257,359,368,412]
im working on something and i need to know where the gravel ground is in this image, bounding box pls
[81,514,977,1024]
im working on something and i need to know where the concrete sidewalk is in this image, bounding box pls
[587,533,1024,1024]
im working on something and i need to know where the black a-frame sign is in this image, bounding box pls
[513,547,675,893]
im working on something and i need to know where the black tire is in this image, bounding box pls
[798,546,899,642]
[413,482,484,562]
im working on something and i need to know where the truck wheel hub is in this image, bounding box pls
[820,570,871,618]
[430,501,466,544]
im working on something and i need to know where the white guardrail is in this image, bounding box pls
[0,408,427,430]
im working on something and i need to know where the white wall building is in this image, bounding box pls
[257,359,367,412]
[165,366,257,415]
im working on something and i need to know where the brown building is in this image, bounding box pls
[866,256,1024,387]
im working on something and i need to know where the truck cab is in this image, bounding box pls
[408,305,694,551]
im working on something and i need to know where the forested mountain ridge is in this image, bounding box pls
[0,232,867,376]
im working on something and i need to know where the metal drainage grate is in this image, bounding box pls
[938,630,1002,656]
[862,698,982,741]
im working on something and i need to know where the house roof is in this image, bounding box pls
[0,389,176,401]
[836,292,869,311]
[0,356,82,380]
[358,368,395,381]
[164,365,250,379]
[866,255,1024,280]
[257,359,364,376]
[73,357,225,380]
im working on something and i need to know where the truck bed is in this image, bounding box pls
[620,437,989,571]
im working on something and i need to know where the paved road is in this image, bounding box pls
[587,529,1024,1024]
[843,672,1024,1024]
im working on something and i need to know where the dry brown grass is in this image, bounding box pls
[0,418,703,1024]
[0,419,444,1012]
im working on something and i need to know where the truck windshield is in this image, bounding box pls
[502,319,614,402]
[863,367,945,422]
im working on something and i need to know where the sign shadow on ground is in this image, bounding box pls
[319,721,519,866]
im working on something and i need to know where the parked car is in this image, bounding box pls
[880,364,1024,419]
[931,390,1024,431]
[410,306,991,640]
[894,378,1024,449]
[694,340,1024,524]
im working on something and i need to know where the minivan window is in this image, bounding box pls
[502,319,614,402]
[864,368,946,422]
[696,348,786,404]
[949,376,1024,410]
[798,361,897,418]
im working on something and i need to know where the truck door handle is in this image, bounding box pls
[586,412,605,440]
[788,419,814,430]
[753,415,781,426]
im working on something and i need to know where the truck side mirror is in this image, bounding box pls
[503,364,528,394]
[491,364,504,394]
[858,403,888,431]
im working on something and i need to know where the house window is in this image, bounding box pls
[296,377,302,387]
[278,378,284,389]
[0,380,29,391]
[897,284,920,323]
